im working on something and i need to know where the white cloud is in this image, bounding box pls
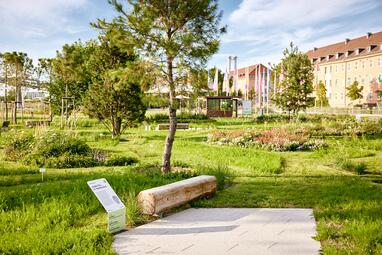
[0,0,89,39]
[208,0,382,69]
[229,0,377,29]
[0,0,88,19]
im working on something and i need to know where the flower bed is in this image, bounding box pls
[208,128,327,151]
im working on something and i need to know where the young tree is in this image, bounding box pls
[50,41,95,116]
[275,43,314,114]
[97,0,225,173]
[1,52,33,123]
[315,80,329,108]
[346,80,363,104]
[84,33,147,137]
[0,53,10,120]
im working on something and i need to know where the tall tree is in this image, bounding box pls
[275,43,314,114]
[346,80,363,104]
[97,0,225,173]
[1,52,33,123]
[0,53,10,120]
[315,80,329,108]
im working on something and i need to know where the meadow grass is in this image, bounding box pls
[0,114,381,254]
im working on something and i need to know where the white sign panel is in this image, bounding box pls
[87,178,125,233]
[242,100,252,115]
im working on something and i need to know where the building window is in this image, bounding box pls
[347,77,351,85]
[330,66,332,73]
[370,60,373,67]
[324,67,327,74]
[342,64,345,71]
[348,63,351,70]
[362,61,365,68]
[335,79,338,87]
[335,65,338,72]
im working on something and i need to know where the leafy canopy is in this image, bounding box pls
[275,43,314,114]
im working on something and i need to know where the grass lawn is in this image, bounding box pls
[0,115,381,254]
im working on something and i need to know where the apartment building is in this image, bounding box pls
[306,31,382,107]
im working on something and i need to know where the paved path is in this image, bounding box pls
[113,208,321,255]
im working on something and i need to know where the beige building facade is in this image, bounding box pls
[307,31,382,107]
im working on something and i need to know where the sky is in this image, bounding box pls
[1,0,382,70]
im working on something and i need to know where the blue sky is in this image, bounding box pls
[1,0,381,70]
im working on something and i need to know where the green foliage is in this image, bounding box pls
[275,43,314,114]
[335,158,367,175]
[144,94,169,108]
[5,131,96,168]
[50,41,96,114]
[346,80,363,103]
[99,0,226,172]
[196,164,233,190]
[4,132,34,161]
[146,112,211,123]
[105,155,138,166]
[82,34,147,137]
[315,80,329,107]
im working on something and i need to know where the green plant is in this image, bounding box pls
[104,155,138,167]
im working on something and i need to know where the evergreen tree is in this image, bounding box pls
[96,0,225,172]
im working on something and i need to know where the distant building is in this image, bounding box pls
[0,83,48,100]
[306,31,382,107]
[230,64,269,103]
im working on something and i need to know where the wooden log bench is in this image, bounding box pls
[137,175,217,215]
[26,120,51,128]
[157,123,189,130]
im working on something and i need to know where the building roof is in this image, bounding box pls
[229,63,267,76]
[306,31,382,64]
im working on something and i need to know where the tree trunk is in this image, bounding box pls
[112,117,122,138]
[162,57,176,173]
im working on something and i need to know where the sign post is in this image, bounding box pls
[87,178,126,233]
[39,167,46,181]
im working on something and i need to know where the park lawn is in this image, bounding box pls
[0,116,381,254]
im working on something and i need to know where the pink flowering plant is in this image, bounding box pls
[208,128,327,151]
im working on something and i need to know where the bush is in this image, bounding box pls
[4,131,137,169]
[44,153,98,168]
[146,112,212,123]
[105,155,138,167]
[4,133,34,161]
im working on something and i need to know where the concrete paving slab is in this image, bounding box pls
[113,208,321,255]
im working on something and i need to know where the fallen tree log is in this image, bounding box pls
[137,175,217,215]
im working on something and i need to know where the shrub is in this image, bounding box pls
[4,133,34,161]
[145,113,212,123]
[105,155,138,167]
[44,153,98,168]
[4,130,136,169]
